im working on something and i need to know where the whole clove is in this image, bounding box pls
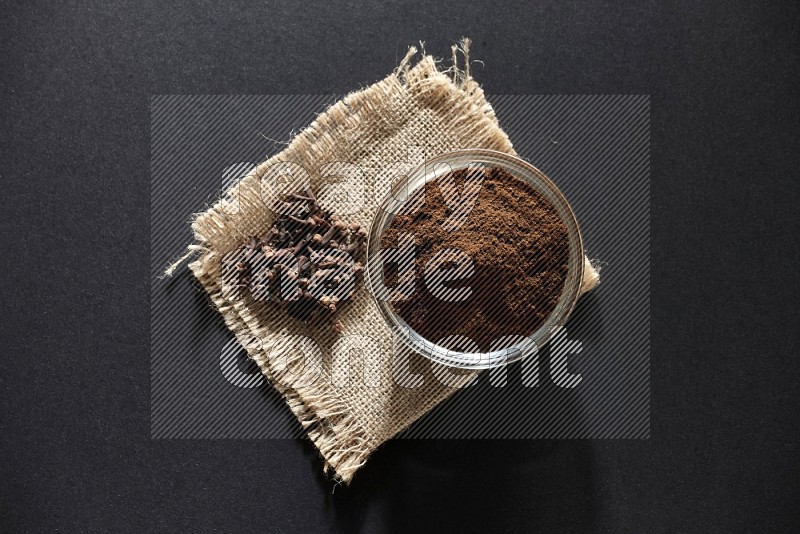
[223,191,366,332]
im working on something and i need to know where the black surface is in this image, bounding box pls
[1,1,798,532]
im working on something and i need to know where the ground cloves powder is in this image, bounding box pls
[381,166,570,352]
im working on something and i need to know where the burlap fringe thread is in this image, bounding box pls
[166,40,600,483]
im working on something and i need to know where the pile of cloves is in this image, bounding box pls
[222,190,366,333]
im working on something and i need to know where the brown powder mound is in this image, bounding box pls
[380,166,569,351]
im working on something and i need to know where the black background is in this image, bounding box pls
[1,1,798,532]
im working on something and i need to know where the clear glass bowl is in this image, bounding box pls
[366,149,585,369]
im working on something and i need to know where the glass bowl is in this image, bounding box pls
[366,149,585,369]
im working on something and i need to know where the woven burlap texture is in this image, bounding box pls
[182,46,599,483]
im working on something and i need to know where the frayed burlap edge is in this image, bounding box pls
[190,265,378,482]
[169,41,600,484]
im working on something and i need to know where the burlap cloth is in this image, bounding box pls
[171,43,599,483]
